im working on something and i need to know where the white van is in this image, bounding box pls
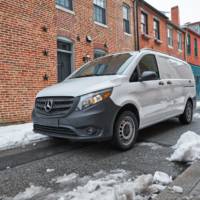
[33,49,196,150]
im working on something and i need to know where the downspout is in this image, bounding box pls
[133,0,140,51]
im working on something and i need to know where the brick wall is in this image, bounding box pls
[138,2,185,60]
[56,0,135,68]
[0,0,57,123]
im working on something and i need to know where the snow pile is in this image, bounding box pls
[54,173,79,184]
[153,171,172,185]
[194,113,200,119]
[45,170,173,200]
[168,131,200,162]
[6,184,46,200]
[0,123,47,150]
[169,185,183,194]
[4,170,175,200]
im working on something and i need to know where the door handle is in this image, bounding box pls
[159,81,165,86]
[167,81,172,85]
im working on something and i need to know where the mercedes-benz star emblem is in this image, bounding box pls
[44,99,53,113]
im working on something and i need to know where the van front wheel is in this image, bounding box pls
[112,111,138,151]
[179,100,193,124]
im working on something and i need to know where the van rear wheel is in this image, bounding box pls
[112,111,138,151]
[179,100,193,124]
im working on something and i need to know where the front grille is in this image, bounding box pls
[34,124,75,136]
[35,96,76,116]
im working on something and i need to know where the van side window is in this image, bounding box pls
[138,54,160,80]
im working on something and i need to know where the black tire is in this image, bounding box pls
[179,100,193,125]
[112,111,138,151]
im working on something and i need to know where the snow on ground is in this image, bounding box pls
[4,184,47,200]
[3,170,176,200]
[137,142,163,150]
[194,112,200,119]
[168,131,200,163]
[0,123,47,151]
[197,101,200,109]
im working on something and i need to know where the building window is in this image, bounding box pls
[195,38,198,57]
[153,19,160,40]
[141,12,148,34]
[56,0,73,10]
[167,26,173,47]
[187,34,191,55]
[93,0,106,25]
[94,49,107,59]
[177,32,182,50]
[123,4,130,34]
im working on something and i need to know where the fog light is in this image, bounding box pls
[87,127,97,135]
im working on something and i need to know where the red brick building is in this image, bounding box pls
[0,0,57,124]
[0,0,135,124]
[136,0,185,60]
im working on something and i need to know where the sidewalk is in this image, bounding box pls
[157,161,200,200]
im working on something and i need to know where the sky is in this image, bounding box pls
[145,0,200,25]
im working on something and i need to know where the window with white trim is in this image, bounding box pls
[167,26,173,47]
[141,12,148,34]
[56,0,73,11]
[177,32,182,50]
[153,18,160,40]
[93,0,106,25]
[123,4,130,34]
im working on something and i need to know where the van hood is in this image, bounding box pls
[36,75,127,97]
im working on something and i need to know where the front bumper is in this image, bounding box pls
[32,98,120,141]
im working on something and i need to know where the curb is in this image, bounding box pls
[156,161,200,200]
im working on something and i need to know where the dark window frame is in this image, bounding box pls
[153,18,160,40]
[195,38,198,57]
[141,11,148,35]
[93,0,106,25]
[56,0,73,11]
[123,4,131,34]
[187,34,191,55]
[94,49,107,59]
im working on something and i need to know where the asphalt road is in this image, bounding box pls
[0,110,200,199]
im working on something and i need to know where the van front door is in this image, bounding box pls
[131,54,168,127]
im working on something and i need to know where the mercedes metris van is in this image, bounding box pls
[33,49,196,150]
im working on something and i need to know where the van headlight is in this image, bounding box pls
[76,88,113,110]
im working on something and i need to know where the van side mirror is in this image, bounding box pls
[139,71,157,82]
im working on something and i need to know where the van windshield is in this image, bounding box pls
[70,53,132,79]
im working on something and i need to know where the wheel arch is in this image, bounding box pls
[113,103,140,130]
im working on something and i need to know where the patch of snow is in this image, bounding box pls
[168,131,200,162]
[7,184,46,200]
[54,173,79,184]
[153,171,172,185]
[194,113,200,119]
[0,123,47,151]
[46,169,55,173]
[170,185,183,194]
[197,101,200,109]
[137,142,163,150]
